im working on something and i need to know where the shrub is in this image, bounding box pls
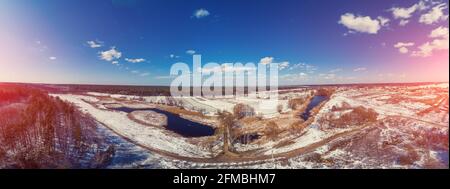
[265,121,280,139]
[233,103,255,119]
[316,88,334,97]
[398,147,419,165]
[328,106,378,128]
[332,101,352,111]
[289,120,305,134]
[288,98,305,110]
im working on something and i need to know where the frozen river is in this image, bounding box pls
[113,107,215,137]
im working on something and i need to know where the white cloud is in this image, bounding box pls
[131,70,139,74]
[377,16,390,26]
[338,13,381,34]
[391,3,421,19]
[259,57,274,65]
[125,58,146,63]
[394,42,415,48]
[412,43,432,57]
[140,72,150,77]
[411,38,449,57]
[289,63,317,73]
[429,26,449,38]
[87,40,103,48]
[399,47,410,54]
[399,19,410,26]
[279,61,290,70]
[49,56,56,60]
[353,67,367,72]
[186,50,196,55]
[193,9,210,19]
[391,1,428,25]
[112,61,119,65]
[169,54,179,58]
[394,42,415,54]
[412,26,449,57]
[99,47,122,61]
[419,3,449,25]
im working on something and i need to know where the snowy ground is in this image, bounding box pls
[85,91,291,118]
[51,83,449,168]
[53,94,211,158]
[129,110,167,127]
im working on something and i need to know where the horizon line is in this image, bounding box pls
[1,80,448,88]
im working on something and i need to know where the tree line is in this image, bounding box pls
[0,84,112,168]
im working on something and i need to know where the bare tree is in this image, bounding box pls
[264,121,280,140]
[233,103,255,119]
[277,104,283,113]
[216,111,235,154]
[288,98,304,110]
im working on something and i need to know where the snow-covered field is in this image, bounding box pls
[51,83,449,168]
[85,91,290,118]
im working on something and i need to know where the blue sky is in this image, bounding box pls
[0,0,448,85]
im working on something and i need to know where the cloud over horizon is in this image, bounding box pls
[260,57,274,65]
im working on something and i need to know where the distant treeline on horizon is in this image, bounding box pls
[0,81,446,97]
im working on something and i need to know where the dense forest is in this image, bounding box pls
[0,83,113,168]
